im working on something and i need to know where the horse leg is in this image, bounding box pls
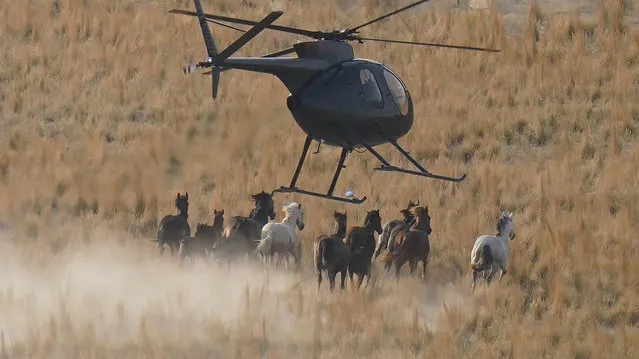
[356,273,364,289]
[340,268,347,291]
[409,259,417,276]
[317,270,323,292]
[485,266,497,286]
[421,258,428,279]
[472,270,479,291]
[157,241,165,256]
[394,258,407,281]
[328,270,337,292]
[499,267,507,281]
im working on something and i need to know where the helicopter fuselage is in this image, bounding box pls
[221,40,414,148]
[286,58,414,148]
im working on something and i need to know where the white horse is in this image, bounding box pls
[470,212,516,290]
[252,202,305,269]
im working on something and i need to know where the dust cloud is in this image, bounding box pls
[0,229,474,348]
[0,232,303,345]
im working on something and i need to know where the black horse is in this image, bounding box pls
[154,192,190,256]
[314,211,349,292]
[218,191,276,260]
[344,209,383,289]
[178,209,225,263]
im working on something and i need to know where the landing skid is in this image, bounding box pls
[272,136,367,204]
[272,132,466,205]
[350,131,467,183]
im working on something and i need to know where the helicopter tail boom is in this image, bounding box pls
[184,0,284,98]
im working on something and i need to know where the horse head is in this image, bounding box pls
[497,212,515,240]
[407,199,420,209]
[399,208,414,222]
[252,191,276,220]
[296,203,305,230]
[175,192,189,218]
[412,205,432,235]
[364,209,383,235]
[333,210,347,227]
[213,209,225,229]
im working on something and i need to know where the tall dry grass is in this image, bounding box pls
[1,0,639,357]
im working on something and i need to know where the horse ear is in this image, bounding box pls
[221,209,224,215]
[509,212,513,218]
[185,192,189,200]
[176,192,180,199]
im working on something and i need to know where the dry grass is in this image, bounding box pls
[1,0,639,357]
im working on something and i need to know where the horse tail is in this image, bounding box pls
[317,237,333,269]
[380,229,410,264]
[380,246,401,265]
[253,229,273,255]
[375,227,391,259]
[471,243,493,272]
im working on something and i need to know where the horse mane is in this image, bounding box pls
[281,202,301,218]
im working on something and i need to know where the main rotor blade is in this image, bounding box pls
[208,19,246,33]
[357,37,501,52]
[346,0,433,34]
[262,46,297,57]
[215,11,284,63]
[193,0,218,58]
[169,9,319,38]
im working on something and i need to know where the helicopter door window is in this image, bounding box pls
[383,70,409,116]
[359,69,383,108]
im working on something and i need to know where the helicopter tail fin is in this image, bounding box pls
[191,0,220,98]
[182,0,283,99]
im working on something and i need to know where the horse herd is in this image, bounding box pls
[150,191,517,292]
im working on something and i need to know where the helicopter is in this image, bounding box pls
[169,0,500,204]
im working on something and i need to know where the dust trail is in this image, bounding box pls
[0,236,302,345]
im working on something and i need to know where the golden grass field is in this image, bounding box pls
[1,0,639,357]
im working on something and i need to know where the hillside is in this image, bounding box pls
[0,0,638,357]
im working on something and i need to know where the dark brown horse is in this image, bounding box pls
[344,209,383,289]
[218,191,276,260]
[314,211,349,292]
[178,209,225,263]
[374,200,420,260]
[152,193,190,256]
[381,206,432,281]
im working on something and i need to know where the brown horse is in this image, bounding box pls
[374,200,420,260]
[344,209,383,289]
[381,206,432,281]
[314,211,349,292]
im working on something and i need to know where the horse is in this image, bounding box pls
[252,202,305,270]
[380,206,432,281]
[221,191,276,258]
[178,209,225,263]
[152,192,191,257]
[470,212,516,290]
[314,211,350,292]
[344,209,383,289]
[374,200,420,260]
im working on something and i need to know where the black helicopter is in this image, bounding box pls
[170,0,500,204]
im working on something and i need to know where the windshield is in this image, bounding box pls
[360,69,383,108]
[383,69,409,116]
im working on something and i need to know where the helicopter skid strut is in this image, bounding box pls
[350,131,467,183]
[272,136,368,204]
[272,132,466,204]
